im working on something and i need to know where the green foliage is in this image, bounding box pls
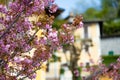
[83,0,120,35]
[49,54,61,62]
[83,8,101,20]
[102,55,119,66]
[102,0,117,19]
[103,20,120,35]
[76,67,82,80]
[60,68,65,74]
[52,19,67,29]
[83,6,117,20]
[83,0,119,20]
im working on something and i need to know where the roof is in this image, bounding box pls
[83,20,103,23]
[101,34,120,39]
[51,8,65,17]
[64,14,104,23]
[45,8,65,18]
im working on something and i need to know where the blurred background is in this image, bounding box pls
[43,0,120,80]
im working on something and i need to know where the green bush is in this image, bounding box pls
[102,55,119,66]
[103,20,120,35]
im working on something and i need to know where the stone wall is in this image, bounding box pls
[101,37,120,55]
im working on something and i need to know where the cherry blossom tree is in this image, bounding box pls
[0,0,83,79]
[86,57,120,80]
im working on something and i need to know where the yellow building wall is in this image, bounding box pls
[36,64,46,80]
[88,23,101,64]
[77,23,101,65]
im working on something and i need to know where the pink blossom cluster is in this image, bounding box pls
[0,0,83,79]
[74,69,79,77]
[86,57,120,80]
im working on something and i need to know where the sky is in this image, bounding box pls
[55,0,101,18]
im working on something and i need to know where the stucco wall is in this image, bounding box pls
[77,23,101,65]
[101,37,120,55]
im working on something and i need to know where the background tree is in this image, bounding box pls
[82,0,120,36]
[83,8,102,20]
